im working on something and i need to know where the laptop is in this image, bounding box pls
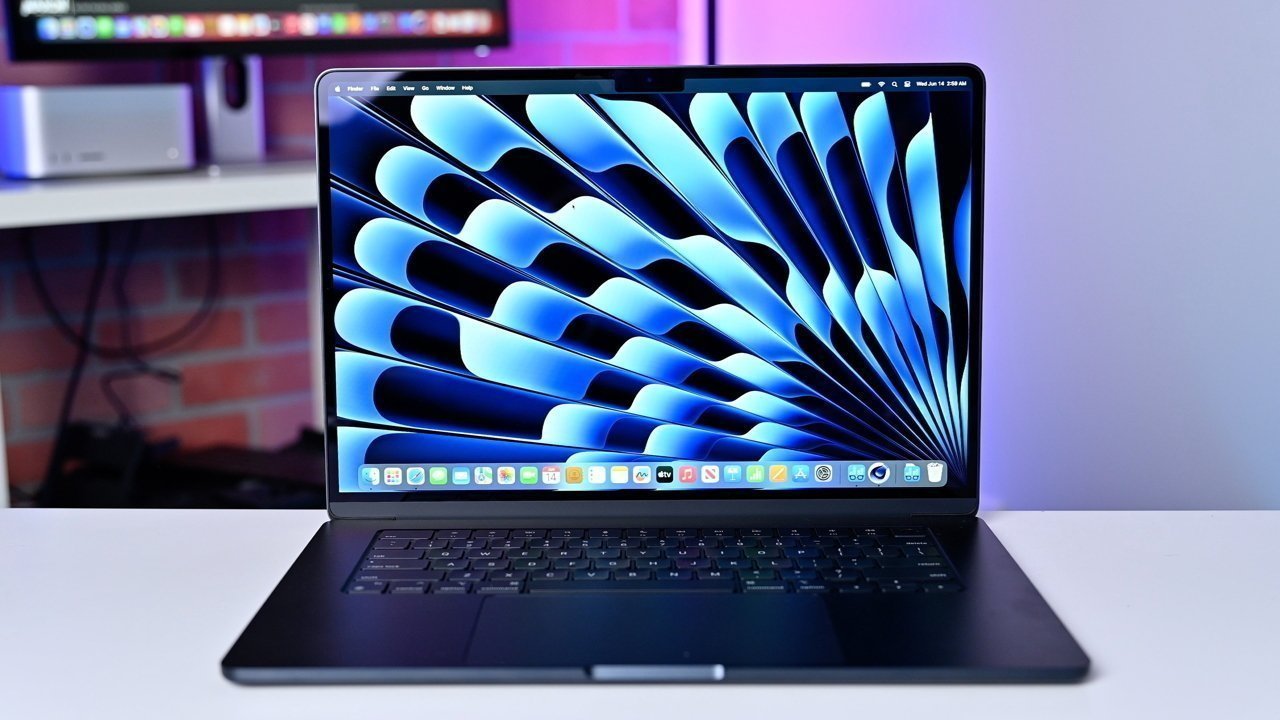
[223,63,1089,683]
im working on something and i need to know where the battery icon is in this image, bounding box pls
[860,81,871,88]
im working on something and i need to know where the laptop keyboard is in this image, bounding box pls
[346,527,961,595]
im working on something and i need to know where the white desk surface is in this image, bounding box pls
[0,510,1275,719]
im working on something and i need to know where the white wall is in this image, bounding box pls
[711,0,1280,509]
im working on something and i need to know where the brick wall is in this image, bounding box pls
[0,0,684,493]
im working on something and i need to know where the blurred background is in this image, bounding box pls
[1,0,1276,510]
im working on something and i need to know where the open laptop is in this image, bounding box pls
[223,63,1089,683]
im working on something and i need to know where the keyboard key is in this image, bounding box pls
[572,570,612,581]
[552,558,591,570]
[741,581,788,593]
[476,582,523,594]
[361,561,430,571]
[347,582,386,594]
[878,582,920,593]
[471,529,508,539]
[378,531,434,540]
[353,570,445,582]
[388,581,431,594]
[446,570,486,582]
[922,583,963,593]
[739,570,778,581]
[835,583,876,594]
[656,571,694,580]
[434,530,470,540]
[529,581,735,593]
[425,549,464,560]
[614,570,652,581]
[863,569,954,582]
[488,571,528,581]
[366,549,425,560]
[372,539,410,550]
[432,581,474,594]
[794,582,831,593]
[530,571,569,582]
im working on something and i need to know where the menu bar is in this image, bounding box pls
[329,77,973,97]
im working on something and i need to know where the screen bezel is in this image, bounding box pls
[317,64,986,519]
[4,2,509,61]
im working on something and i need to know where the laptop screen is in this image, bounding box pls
[321,67,979,499]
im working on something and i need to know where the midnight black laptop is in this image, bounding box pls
[223,63,1089,683]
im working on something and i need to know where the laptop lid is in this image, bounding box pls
[316,64,984,523]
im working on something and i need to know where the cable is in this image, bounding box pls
[100,220,181,427]
[20,217,222,359]
[39,224,111,491]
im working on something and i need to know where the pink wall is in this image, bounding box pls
[705,0,1280,510]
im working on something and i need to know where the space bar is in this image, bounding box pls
[528,580,736,593]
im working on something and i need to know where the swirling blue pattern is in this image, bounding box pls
[328,87,973,491]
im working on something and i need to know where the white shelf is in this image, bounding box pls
[0,160,317,230]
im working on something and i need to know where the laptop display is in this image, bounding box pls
[323,70,977,497]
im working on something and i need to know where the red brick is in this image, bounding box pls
[629,0,679,30]
[181,352,313,406]
[246,210,316,246]
[149,411,251,449]
[511,0,621,33]
[4,437,54,490]
[12,260,169,318]
[264,90,317,148]
[16,372,176,431]
[176,250,309,299]
[95,307,246,356]
[0,325,79,374]
[255,396,318,449]
[254,299,311,345]
[569,41,678,66]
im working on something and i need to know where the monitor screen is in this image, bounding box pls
[321,68,979,500]
[6,1,508,60]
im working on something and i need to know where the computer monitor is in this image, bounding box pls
[4,2,510,162]
[5,2,509,61]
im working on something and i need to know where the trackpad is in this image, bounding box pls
[466,595,843,667]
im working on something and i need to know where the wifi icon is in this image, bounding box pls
[877,81,886,87]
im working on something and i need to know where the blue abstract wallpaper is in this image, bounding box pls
[327,86,974,491]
